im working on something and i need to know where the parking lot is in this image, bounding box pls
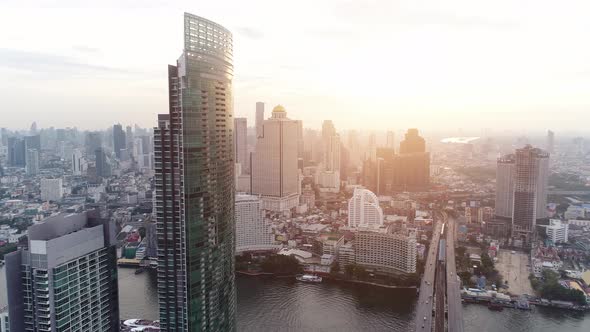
[495,249,534,296]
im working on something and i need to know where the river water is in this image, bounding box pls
[2,266,590,331]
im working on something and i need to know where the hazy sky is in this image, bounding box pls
[1,0,589,133]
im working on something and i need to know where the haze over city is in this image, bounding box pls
[2,2,590,332]
[1,0,590,131]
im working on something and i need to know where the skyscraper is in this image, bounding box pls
[386,130,395,151]
[154,13,235,331]
[85,131,102,156]
[25,148,39,176]
[113,124,126,159]
[25,134,41,151]
[255,102,265,138]
[547,130,555,154]
[234,117,248,174]
[348,188,384,228]
[72,148,83,175]
[399,128,425,154]
[251,105,300,212]
[7,137,26,167]
[95,147,111,178]
[317,120,341,192]
[5,211,119,332]
[512,145,549,245]
[495,155,515,219]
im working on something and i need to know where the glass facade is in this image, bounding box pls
[156,12,235,331]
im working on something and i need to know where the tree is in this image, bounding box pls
[456,246,467,257]
[345,264,355,277]
[331,261,341,275]
[354,265,369,280]
[260,255,303,275]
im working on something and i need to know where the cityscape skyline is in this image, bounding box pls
[2,1,590,131]
[2,5,590,332]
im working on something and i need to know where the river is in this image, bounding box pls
[2,266,590,331]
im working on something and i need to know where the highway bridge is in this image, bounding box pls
[415,212,464,332]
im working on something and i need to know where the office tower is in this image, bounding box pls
[367,132,377,162]
[25,134,41,151]
[255,102,265,138]
[234,118,249,174]
[251,105,300,212]
[340,144,350,182]
[399,128,425,154]
[0,128,7,146]
[355,225,417,274]
[25,149,39,176]
[95,148,111,178]
[30,121,38,134]
[5,211,119,332]
[7,137,26,167]
[495,155,515,219]
[113,124,126,159]
[0,308,8,332]
[547,130,555,154]
[348,188,383,228]
[295,120,304,163]
[512,145,549,245]
[393,129,430,190]
[317,120,341,192]
[85,131,102,156]
[154,13,235,331]
[235,194,276,253]
[386,130,395,151]
[40,178,63,202]
[347,130,361,167]
[126,125,134,151]
[375,147,395,195]
[72,148,83,175]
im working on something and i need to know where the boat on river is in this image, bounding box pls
[296,274,322,283]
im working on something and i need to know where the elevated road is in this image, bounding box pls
[415,217,442,331]
[445,215,464,332]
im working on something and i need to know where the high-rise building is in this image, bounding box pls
[72,148,83,175]
[25,148,39,176]
[113,124,126,159]
[355,225,417,274]
[95,147,111,178]
[235,194,277,253]
[386,130,395,151]
[495,155,515,219]
[317,120,341,192]
[251,105,300,212]
[348,188,383,228]
[85,131,102,156]
[126,125,134,152]
[154,13,236,331]
[512,145,549,245]
[40,178,63,202]
[255,102,265,138]
[4,211,119,332]
[7,137,26,167]
[399,128,425,154]
[547,130,555,154]
[234,117,249,174]
[25,135,41,151]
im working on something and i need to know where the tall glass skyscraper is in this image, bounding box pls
[154,13,235,331]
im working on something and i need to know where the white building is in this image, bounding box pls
[348,188,383,228]
[545,219,569,243]
[355,225,417,274]
[40,178,63,202]
[251,105,300,212]
[235,194,278,253]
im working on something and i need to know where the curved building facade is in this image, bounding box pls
[348,188,384,228]
[155,13,235,331]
